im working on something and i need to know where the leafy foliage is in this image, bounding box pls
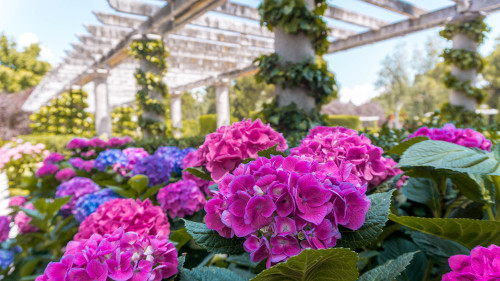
[440,16,489,43]
[358,251,416,281]
[184,220,245,255]
[377,238,427,281]
[111,106,138,137]
[180,266,246,281]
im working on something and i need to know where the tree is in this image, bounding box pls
[230,76,275,120]
[0,34,50,93]
[483,38,500,108]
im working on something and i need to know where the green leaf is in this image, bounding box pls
[169,228,192,250]
[336,190,393,249]
[128,175,149,194]
[409,231,469,260]
[257,144,287,159]
[358,251,416,281]
[141,184,163,201]
[251,248,358,281]
[401,177,439,211]
[180,266,246,281]
[389,214,500,249]
[388,136,429,155]
[493,143,500,161]
[398,140,500,175]
[377,239,427,281]
[107,185,136,199]
[46,196,71,219]
[183,220,245,254]
[185,167,213,181]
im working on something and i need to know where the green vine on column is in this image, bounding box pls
[255,0,337,138]
[129,39,169,137]
[439,16,489,103]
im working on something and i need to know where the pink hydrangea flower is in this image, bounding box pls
[189,119,287,182]
[205,155,370,267]
[182,151,214,195]
[9,196,27,207]
[35,228,178,281]
[43,152,64,165]
[55,168,76,182]
[113,148,149,176]
[69,157,95,172]
[107,136,133,147]
[368,157,406,190]
[14,203,38,234]
[0,141,49,170]
[408,123,492,151]
[0,216,10,243]
[56,177,100,215]
[36,164,59,178]
[291,126,399,188]
[157,180,206,218]
[442,244,500,280]
[75,198,170,240]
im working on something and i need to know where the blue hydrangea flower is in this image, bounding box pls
[94,149,124,171]
[74,189,120,222]
[131,155,174,186]
[0,250,13,269]
[155,147,195,174]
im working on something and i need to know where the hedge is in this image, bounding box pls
[199,114,238,135]
[323,114,361,129]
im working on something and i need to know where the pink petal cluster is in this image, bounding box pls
[113,148,149,176]
[55,168,76,182]
[14,202,38,234]
[442,244,500,280]
[0,216,10,243]
[56,177,100,215]
[9,196,27,207]
[67,136,133,150]
[368,157,406,190]
[408,123,492,151]
[36,228,178,281]
[205,155,370,267]
[157,180,206,218]
[182,151,214,195]
[0,141,49,170]
[189,119,287,182]
[36,164,59,178]
[69,157,95,172]
[43,152,64,165]
[291,126,398,188]
[75,199,170,241]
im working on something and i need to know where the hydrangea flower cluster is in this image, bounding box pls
[291,126,397,187]
[14,203,37,234]
[69,157,95,172]
[205,155,370,267]
[66,136,133,150]
[155,146,195,174]
[0,216,10,243]
[94,149,124,171]
[408,123,492,151]
[0,140,49,170]
[182,151,213,195]
[442,244,500,280]
[35,228,178,281]
[74,189,121,222]
[75,198,170,240]
[114,148,149,176]
[35,164,59,178]
[131,155,174,186]
[368,157,406,190]
[56,177,100,216]
[157,180,206,218]
[0,250,13,269]
[43,152,64,165]
[55,168,76,182]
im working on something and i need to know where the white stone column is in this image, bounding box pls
[92,69,112,136]
[215,79,231,128]
[171,91,182,138]
[274,0,316,112]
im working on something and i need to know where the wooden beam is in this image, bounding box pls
[84,24,131,38]
[324,5,388,29]
[76,34,118,46]
[213,2,261,21]
[190,14,273,38]
[359,0,427,18]
[107,0,162,17]
[93,11,144,29]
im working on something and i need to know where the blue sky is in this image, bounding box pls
[2,0,500,104]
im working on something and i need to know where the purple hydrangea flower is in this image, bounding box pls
[443,244,500,280]
[113,148,149,176]
[131,155,173,186]
[74,189,120,222]
[0,250,13,269]
[155,147,195,175]
[0,216,10,243]
[55,168,76,182]
[43,152,64,165]
[157,180,206,218]
[69,157,94,172]
[55,177,100,216]
[94,149,124,172]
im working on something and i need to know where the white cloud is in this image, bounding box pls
[39,45,54,62]
[339,83,382,105]
[17,32,39,48]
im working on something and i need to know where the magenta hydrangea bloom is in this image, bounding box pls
[14,203,38,234]
[0,216,10,243]
[368,157,406,190]
[75,198,170,241]
[205,155,370,267]
[182,151,214,195]
[69,157,95,172]
[408,123,492,151]
[157,180,206,218]
[43,152,64,165]
[291,126,398,187]
[55,168,76,182]
[113,148,149,176]
[55,177,100,216]
[9,196,27,207]
[442,244,500,280]
[66,138,88,149]
[35,228,178,281]
[36,164,59,178]
[189,119,287,183]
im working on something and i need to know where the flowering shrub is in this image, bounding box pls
[157,180,206,218]
[0,217,10,243]
[67,136,133,150]
[408,123,492,151]
[190,119,287,182]
[35,164,59,178]
[205,155,370,267]
[74,189,120,222]
[290,126,400,188]
[35,228,178,281]
[131,155,173,186]
[69,157,95,172]
[442,244,500,280]
[75,198,170,240]
[54,168,76,182]
[55,177,100,215]
[114,148,149,176]
[182,150,213,195]
[93,149,124,171]
[155,146,195,174]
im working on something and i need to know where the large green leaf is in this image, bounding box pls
[180,266,246,281]
[185,167,213,181]
[388,136,429,155]
[337,190,393,249]
[169,228,192,250]
[398,140,500,175]
[251,248,359,281]
[183,220,245,254]
[401,177,439,211]
[409,231,469,260]
[257,144,287,158]
[128,175,149,194]
[377,239,427,281]
[389,214,500,249]
[358,251,416,281]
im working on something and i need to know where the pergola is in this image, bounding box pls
[22,0,500,135]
